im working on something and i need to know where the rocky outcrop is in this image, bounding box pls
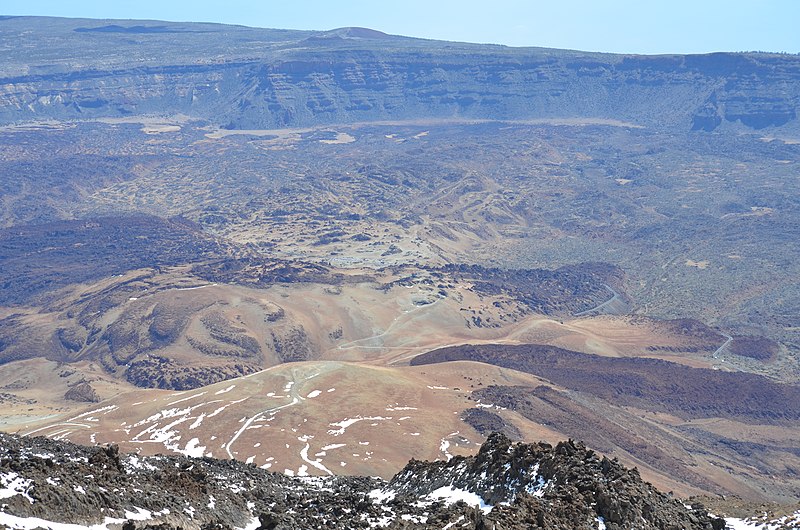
[64,381,100,403]
[0,432,726,530]
[390,433,725,530]
[460,408,522,440]
[124,355,260,390]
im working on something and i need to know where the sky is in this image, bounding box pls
[2,0,799,55]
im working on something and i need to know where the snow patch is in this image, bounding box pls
[299,443,333,476]
[0,472,34,504]
[368,489,396,503]
[723,515,800,529]
[328,416,391,436]
[0,506,154,530]
[427,486,492,513]
[442,515,465,529]
[189,414,206,430]
[439,438,453,461]
[167,392,207,406]
[385,405,417,411]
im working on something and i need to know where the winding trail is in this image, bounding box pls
[573,284,621,317]
[712,332,734,359]
[223,367,321,459]
[335,299,442,351]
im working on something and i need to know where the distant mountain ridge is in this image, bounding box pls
[0,16,798,131]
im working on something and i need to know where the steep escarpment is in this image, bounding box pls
[0,432,726,530]
[0,17,798,132]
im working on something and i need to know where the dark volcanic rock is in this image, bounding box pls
[0,432,726,530]
[461,408,522,440]
[390,433,726,530]
[435,262,627,317]
[729,335,781,361]
[0,215,230,307]
[64,381,101,403]
[411,343,800,422]
[124,354,261,390]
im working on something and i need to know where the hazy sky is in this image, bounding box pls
[3,0,799,54]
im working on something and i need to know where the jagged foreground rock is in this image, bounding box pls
[0,432,726,530]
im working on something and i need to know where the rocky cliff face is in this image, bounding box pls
[0,17,798,132]
[0,432,725,529]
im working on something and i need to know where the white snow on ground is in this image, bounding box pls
[426,486,493,514]
[177,438,206,458]
[167,392,207,406]
[597,516,607,530]
[442,515,465,529]
[438,431,460,461]
[328,416,392,436]
[23,451,55,460]
[189,414,206,430]
[385,404,417,411]
[725,519,767,529]
[306,390,322,398]
[299,442,333,476]
[215,385,236,395]
[368,489,397,503]
[225,397,300,458]
[327,388,335,392]
[24,408,118,438]
[0,472,33,504]
[131,404,206,429]
[124,455,158,472]
[724,511,800,529]
[235,516,261,530]
[207,397,249,418]
[525,463,548,497]
[426,385,448,390]
[321,443,346,451]
[439,439,453,461]
[0,506,154,530]
[67,406,119,422]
